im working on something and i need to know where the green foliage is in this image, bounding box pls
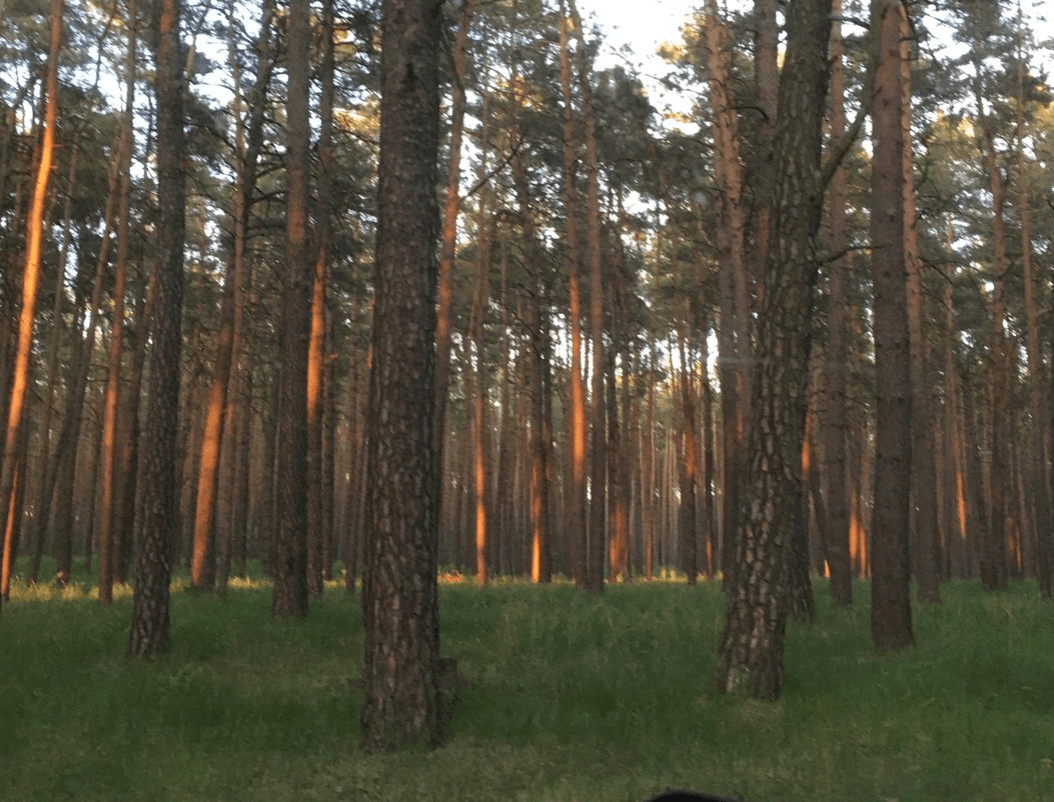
[1,571,1052,801]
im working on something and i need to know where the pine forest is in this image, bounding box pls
[2,0,1054,778]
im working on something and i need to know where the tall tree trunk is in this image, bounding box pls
[1013,35,1051,597]
[704,0,750,585]
[715,0,831,699]
[870,0,915,651]
[558,0,588,589]
[901,13,940,605]
[360,0,443,752]
[678,329,699,585]
[823,0,853,607]
[307,0,337,599]
[433,0,474,478]
[271,0,312,619]
[974,84,1010,593]
[0,0,63,607]
[98,0,137,604]
[566,0,605,595]
[128,0,186,658]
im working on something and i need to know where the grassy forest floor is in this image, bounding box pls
[2,560,1053,802]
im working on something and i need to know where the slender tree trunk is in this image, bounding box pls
[272,0,312,619]
[307,0,336,599]
[974,84,1010,593]
[704,0,750,585]
[678,329,699,585]
[0,0,63,608]
[901,13,940,604]
[823,0,853,606]
[1014,39,1051,597]
[98,0,137,604]
[433,0,474,477]
[558,0,588,589]
[870,0,915,651]
[566,0,605,595]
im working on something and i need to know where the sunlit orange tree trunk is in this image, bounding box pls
[0,0,62,605]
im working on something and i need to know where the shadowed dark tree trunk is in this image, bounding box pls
[128,0,185,659]
[870,0,915,652]
[271,0,311,620]
[714,0,831,700]
[360,0,444,752]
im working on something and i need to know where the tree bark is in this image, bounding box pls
[360,0,443,752]
[823,0,854,606]
[128,0,186,658]
[0,0,62,608]
[715,0,832,699]
[870,0,915,652]
[558,0,587,588]
[271,0,312,619]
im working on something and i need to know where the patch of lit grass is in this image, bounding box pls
[2,558,1052,801]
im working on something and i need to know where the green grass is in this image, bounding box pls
[2,561,1053,801]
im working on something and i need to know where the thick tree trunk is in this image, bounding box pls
[128,0,186,658]
[360,0,443,752]
[715,0,832,699]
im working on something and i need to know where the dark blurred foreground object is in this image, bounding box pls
[643,790,743,802]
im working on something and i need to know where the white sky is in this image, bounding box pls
[575,0,700,63]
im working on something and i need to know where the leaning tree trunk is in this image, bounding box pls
[0,0,63,607]
[714,0,831,700]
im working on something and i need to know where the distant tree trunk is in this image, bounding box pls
[558,0,587,588]
[870,0,915,652]
[307,0,337,599]
[98,2,137,604]
[217,0,273,596]
[901,12,940,605]
[704,0,749,584]
[271,0,312,619]
[468,190,493,586]
[433,0,474,478]
[678,329,699,586]
[974,82,1010,593]
[714,0,831,700]
[1016,51,1052,597]
[360,0,443,752]
[567,0,605,596]
[128,0,186,658]
[511,154,553,585]
[0,0,62,608]
[823,0,853,607]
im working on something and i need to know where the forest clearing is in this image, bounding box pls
[3,561,1052,802]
